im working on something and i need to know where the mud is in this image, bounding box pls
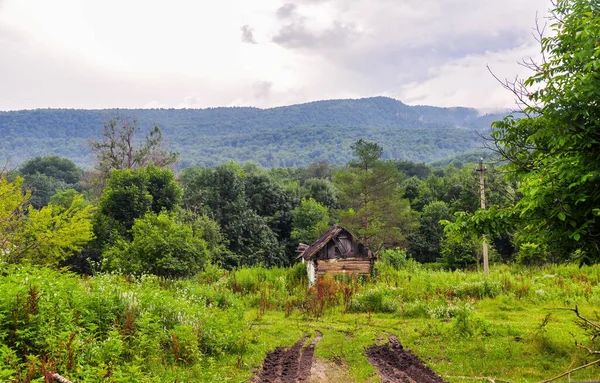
[256,332,322,383]
[366,335,447,383]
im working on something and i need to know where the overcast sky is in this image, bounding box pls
[0,0,552,111]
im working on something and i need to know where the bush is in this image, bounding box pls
[350,286,398,313]
[102,212,210,277]
[378,248,409,270]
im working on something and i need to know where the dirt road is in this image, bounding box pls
[256,333,445,383]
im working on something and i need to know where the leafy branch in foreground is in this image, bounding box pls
[449,0,600,264]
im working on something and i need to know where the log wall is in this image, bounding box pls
[315,258,373,278]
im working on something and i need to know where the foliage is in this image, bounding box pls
[302,177,339,209]
[0,262,599,381]
[0,98,504,168]
[21,173,69,209]
[393,160,431,179]
[102,212,210,277]
[98,165,182,236]
[378,248,411,270]
[179,164,289,268]
[19,156,81,184]
[335,140,417,253]
[0,176,29,259]
[487,0,600,263]
[0,177,94,266]
[409,200,452,263]
[291,198,331,244]
[440,232,481,270]
[18,156,82,209]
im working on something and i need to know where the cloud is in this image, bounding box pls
[267,0,551,105]
[0,0,553,110]
[398,42,541,109]
[241,24,257,44]
[276,3,296,18]
[273,20,360,49]
[252,81,274,100]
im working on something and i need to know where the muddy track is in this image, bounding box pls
[366,335,447,383]
[256,332,322,383]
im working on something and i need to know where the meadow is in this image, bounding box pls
[1,260,599,383]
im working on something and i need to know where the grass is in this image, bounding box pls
[0,262,599,382]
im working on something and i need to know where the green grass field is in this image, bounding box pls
[1,262,599,382]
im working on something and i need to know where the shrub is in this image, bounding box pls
[103,212,210,277]
[350,286,398,314]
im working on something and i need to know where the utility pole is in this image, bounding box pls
[476,158,489,277]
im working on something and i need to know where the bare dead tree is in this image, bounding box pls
[89,116,179,184]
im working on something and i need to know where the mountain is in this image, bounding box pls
[0,97,505,168]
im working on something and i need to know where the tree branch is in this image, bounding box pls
[537,358,600,383]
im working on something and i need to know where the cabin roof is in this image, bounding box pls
[297,225,371,260]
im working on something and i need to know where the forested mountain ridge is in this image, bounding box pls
[0,97,505,168]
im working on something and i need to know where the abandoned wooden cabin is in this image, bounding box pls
[297,225,374,285]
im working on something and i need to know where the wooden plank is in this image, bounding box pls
[327,242,334,259]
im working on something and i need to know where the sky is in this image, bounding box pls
[0,0,553,111]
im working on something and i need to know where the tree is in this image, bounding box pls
[20,156,81,184]
[97,165,183,239]
[0,176,94,266]
[334,140,416,254]
[409,200,452,263]
[90,117,178,179]
[479,0,600,263]
[302,178,339,209]
[393,160,431,179]
[178,163,286,268]
[244,172,298,240]
[20,194,94,266]
[0,176,29,257]
[22,173,68,209]
[440,232,481,270]
[291,198,331,244]
[19,156,82,209]
[102,212,210,277]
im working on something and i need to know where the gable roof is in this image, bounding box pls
[298,225,371,260]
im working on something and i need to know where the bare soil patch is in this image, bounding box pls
[366,335,447,383]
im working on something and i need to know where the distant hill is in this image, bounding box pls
[0,97,505,168]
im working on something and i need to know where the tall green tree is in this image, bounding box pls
[334,140,416,254]
[97,165,182,240]
[302,178,339,209]
[409,200,452,263]
[20,156,81,184]
[178,163,286,268]
[19,156,82,209]
[481,0,600,263]
[291,198,331,244]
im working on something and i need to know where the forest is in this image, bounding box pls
[0,97,504,168]
[0,0,599,381]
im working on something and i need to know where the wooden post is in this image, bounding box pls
[476,158,489,277]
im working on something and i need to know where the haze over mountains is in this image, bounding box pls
[0,97,506,168]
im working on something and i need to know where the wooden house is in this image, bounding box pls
[297,225,374,286]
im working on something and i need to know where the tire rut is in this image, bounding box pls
[366,335,447,383]
[256,332,322,383]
